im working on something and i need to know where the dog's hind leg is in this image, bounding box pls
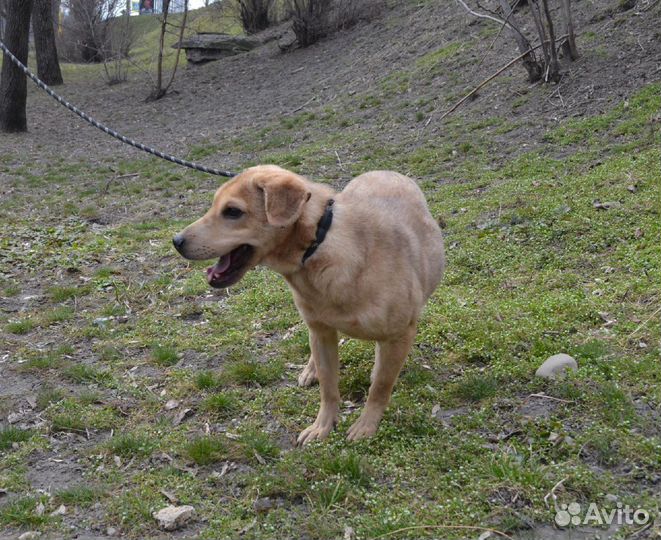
[298,355,318,387]
[297,324,340,445]
[347,323,416,441]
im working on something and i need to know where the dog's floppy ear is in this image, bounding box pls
[255,169,311,227]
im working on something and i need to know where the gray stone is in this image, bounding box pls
[253,497,274,513]
[18,533,41,540]
[152,504,195,531]
[174,33,259,63]
[535,353,578,379]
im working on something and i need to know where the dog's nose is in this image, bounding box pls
[172,234,186,252]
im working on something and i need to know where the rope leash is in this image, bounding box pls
[0,39,236,178]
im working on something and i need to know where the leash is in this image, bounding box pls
[0,39,236,178]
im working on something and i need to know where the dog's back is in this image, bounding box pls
[336,171,445,300]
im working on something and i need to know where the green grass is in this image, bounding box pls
[0,496,51,527]
[201,392,238,416]
[150,344,179,366]
[63,364,112,385]
[184,436,228,466]
[54,485,104,508]
[195,370,222,390]
[6,318,34,334]
[0,427,33,450]
[108,432,157,458]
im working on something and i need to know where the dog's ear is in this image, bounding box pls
[255,169,311,227]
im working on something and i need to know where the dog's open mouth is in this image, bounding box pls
[206,245,254,288]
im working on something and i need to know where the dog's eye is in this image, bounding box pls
[222,206,244,219]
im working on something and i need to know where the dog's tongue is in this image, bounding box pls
[206,254,231,282]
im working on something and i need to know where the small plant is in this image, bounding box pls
[195,370,222,390]
[201,392,238,416]
[226,360,279,386]
[454,373,498,402]
[0,426,33,450]
[185,436,227,466]
[36,387,66,411]
[320,451,371,487]
[48,285,80,302]
[64,364,112,385]
[151,344,179,367]
[54,485,103,508]
[240,430,280,461]
[311,478,348,510]
[43,305,75,325]
[108,433,156,458]
[0,496,51,527]
[6,318,34,335]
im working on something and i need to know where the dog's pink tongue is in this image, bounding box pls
[206,254,231,282]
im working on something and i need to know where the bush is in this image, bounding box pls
[237,0,275,34]
[285,0,384,48]
[287,0,331,47]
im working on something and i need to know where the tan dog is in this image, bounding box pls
[173,165,444,444]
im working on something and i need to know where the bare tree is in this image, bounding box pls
[149,0,189,101]
[455,0,578,83]
[0,0,33,132]
[32,0,64,85]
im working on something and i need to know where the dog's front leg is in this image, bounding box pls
[296,323,339,446]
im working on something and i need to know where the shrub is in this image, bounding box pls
[285,0,384,48]
[237,0,275,34]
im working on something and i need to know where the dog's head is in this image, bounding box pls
[173,165,311,288]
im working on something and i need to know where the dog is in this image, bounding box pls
[173,165,444,444]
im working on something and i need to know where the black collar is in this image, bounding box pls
[302,199,335,265]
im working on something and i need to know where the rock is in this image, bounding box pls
[7,412,24,424]
[152,505,195,531]
[165,399,179,410]
[106,527,118,536]
[18,532,41,540]
[605,493,618,503]
[252,497,274,513]
[593,200,622,210]
[50,504,67,516]
[172,408,193,426]
[174,33,259,63]
[278,28,297,51]
[535,353,578,379]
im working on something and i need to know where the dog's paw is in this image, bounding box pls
[297,361,318,387]
[346,414,380,441]
[296,419,335,446]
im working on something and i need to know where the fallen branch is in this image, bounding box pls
[426,33,568,126]
[527,393,573,404]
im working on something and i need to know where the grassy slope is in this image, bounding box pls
[1,11,660,540]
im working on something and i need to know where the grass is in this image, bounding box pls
[54,485,104,508]
[150,344,179,366]
[0,427,33,450]
[6,319,34,335]
[0,496,51,527]
[108,433,157,458]
[1,10,660,538]
[201,392,238,416]
[185,436,227,466]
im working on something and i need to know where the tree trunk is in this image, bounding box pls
[560,0,578,60]
[0,0,33,133]
[32,0,64,85]
[497,0,542,83]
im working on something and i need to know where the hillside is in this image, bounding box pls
[0,0,660,539]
